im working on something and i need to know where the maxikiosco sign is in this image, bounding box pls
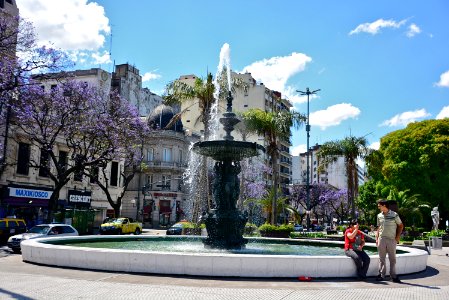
[9,187,52,199]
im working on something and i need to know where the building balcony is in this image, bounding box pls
[145,160,188,170]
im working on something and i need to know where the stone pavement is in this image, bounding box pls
[0,246,448,299]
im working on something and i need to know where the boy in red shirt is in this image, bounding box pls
[344,219,370,279]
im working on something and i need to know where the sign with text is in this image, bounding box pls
[68,190,92,207]
[9,187,52,199]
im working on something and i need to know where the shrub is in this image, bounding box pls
[258,223,293,238]
[290,232,325,239]
[336,225,347,232]
[425,229,445,238]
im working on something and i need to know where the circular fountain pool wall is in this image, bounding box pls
[21,235,428,278]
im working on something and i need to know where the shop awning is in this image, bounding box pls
[2,197,49,207]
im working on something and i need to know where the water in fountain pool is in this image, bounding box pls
[49,237,378,256]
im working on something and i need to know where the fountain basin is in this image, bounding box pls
[192,140,264,161]
[21,236,428,278]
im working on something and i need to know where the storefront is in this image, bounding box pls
[56,189,96,235]
[0,184,53,227]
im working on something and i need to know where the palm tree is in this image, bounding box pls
[164,69,246,139]
[387,189,430,227]
[164,73,215,139]
[244,188,288,224]
[317,136,370,219]
[242,109,306,224]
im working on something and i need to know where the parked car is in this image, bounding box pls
[100,217,142,235]
[7,223,78,253]
[0,218,27,242]
[166,222,185,235]
[293,224,304,232]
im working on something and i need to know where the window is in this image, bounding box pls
[61,226,75,234]
[74,154,83,182]
[58,150,68,172]
[179,149,183,163]
[50,84,57,90]
[17,143,30,175]
[38,149,50,177]
[162,175,171,190]
[146,175,153,187]
[163,148,172,162]
[110,161,119,186]
[147,148,154,161]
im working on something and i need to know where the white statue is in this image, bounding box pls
[431,207,440,230]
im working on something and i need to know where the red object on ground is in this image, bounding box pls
[298,276,312,281]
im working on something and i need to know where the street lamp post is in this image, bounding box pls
[297,87,320,231]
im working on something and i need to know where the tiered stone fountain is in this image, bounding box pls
[193,91,264,249]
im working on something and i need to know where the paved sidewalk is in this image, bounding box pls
[0,247,448,299]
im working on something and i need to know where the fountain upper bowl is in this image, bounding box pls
[192,140,264,161]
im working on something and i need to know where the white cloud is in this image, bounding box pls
[369,141,380,150]
[291,144,307,156]
[309,103,361,130]
[91,51,111,65]
[406,23,421,38]
[380,109,431,127]
[142,72,162,82]
[436,106,449,119]
[349,18,407,35]
[435,70,449,88]
[17,0,110,57]
[240,52,312,104]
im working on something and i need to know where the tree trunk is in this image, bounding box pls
[347,158,355,219]
[271,154,278,225]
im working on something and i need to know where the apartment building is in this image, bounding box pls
[112,64,163,117]
[292,143,365,190]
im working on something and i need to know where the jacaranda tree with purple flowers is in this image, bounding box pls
[79,90,149,218]
[10,80,147,221]
[290,183,350,225]
[1,14,71,176]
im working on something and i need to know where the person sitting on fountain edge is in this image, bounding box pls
[344,219,370,280]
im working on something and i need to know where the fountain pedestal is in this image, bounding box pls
[203,161,248,249]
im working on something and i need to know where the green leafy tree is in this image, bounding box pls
[378,119,449,222]
[317,136,370,218]
[242,109,306,224]
[357,180,382,225]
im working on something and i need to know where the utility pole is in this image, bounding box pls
[297,87,320,231]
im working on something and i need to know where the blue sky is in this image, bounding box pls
[16,0,449,155]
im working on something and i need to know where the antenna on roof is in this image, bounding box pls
[109,27,113,73]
